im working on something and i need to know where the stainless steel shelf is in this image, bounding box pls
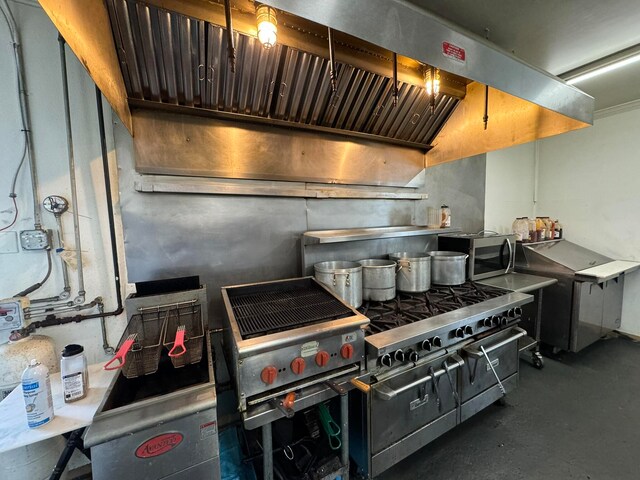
[302,226,461,245]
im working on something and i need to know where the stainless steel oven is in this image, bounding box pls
[439,233,515,281]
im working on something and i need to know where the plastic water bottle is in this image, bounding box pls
[21,359,55,428]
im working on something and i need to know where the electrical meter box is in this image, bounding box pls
[0,297,29,343]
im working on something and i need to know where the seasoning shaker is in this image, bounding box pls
[60,344,88,402]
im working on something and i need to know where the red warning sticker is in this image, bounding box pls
[442,42,466,63]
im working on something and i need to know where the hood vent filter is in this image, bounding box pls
[107,0,460,148]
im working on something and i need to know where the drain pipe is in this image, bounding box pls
[21,85,124,334]
[58,34,85,304]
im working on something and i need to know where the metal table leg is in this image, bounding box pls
[340,394,349,480]
[262,423,273,480]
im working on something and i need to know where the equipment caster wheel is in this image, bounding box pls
[532,352,544,370]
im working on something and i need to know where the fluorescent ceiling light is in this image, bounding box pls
[566,53,640,85]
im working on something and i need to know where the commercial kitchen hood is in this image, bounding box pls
[38,0,594,168]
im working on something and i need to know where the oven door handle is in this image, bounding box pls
[504,238,513,274]
[463,326,527,358]
[374,355,464,401]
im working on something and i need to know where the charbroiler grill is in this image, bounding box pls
[222,277,369,419]
[222,277,369,480]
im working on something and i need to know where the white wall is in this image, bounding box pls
[484,142,536,234]
[0,1,127,363]
[485,102,640,335]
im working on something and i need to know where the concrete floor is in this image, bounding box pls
[378,334,640,480]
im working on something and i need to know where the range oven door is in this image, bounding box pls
[469,235,515,280]
[459,326,526,421]
[369,353,463,477]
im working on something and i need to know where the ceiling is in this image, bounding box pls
[406,0,640,111]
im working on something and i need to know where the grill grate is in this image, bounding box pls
[228,285,353,339]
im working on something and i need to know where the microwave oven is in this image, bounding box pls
[438,233,515,281]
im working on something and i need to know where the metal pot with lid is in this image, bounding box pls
[359,259,398,302]
[314,261,363,308]
[427,251,469,285]
[388,252,431,293]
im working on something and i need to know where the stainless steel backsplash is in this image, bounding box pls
[115,119,485,327]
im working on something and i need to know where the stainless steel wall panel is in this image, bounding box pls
[306,199,414,231]
[131,110,426,187]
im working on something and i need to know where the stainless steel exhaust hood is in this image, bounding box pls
[39,0,594,170]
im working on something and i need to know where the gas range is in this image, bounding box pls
[351,281,534,478]
[361,282,507,334]
[358,281,533,372]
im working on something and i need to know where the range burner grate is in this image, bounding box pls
[228,283,353,339]
[360,282,506,335]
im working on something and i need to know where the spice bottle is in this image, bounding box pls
[61,344,88,403]
[512,218,523,241]
[528,218,537,242]
[554,219,563,239]
[440,205,451,228]
[535,217,546,241]
[22,359,55,428]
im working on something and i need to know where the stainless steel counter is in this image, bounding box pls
[477,272,557,293]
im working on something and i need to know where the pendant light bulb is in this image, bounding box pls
[256,5,277,49]
[425,67,441,97]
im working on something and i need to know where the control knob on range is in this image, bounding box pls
[290,357,306,375]
[340,343,354,359]
[491,315,501,326]
[464,325,474,335]
[315,351,330,367]
[407,350,420,362]
[380,354,393,368]
[421,339,432,351]
[261,366,278,385]
[483,317,493,327]
[432,336,442,348]
[394,349,405,362]
[500,316,508,326]
[454,327,465,338]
